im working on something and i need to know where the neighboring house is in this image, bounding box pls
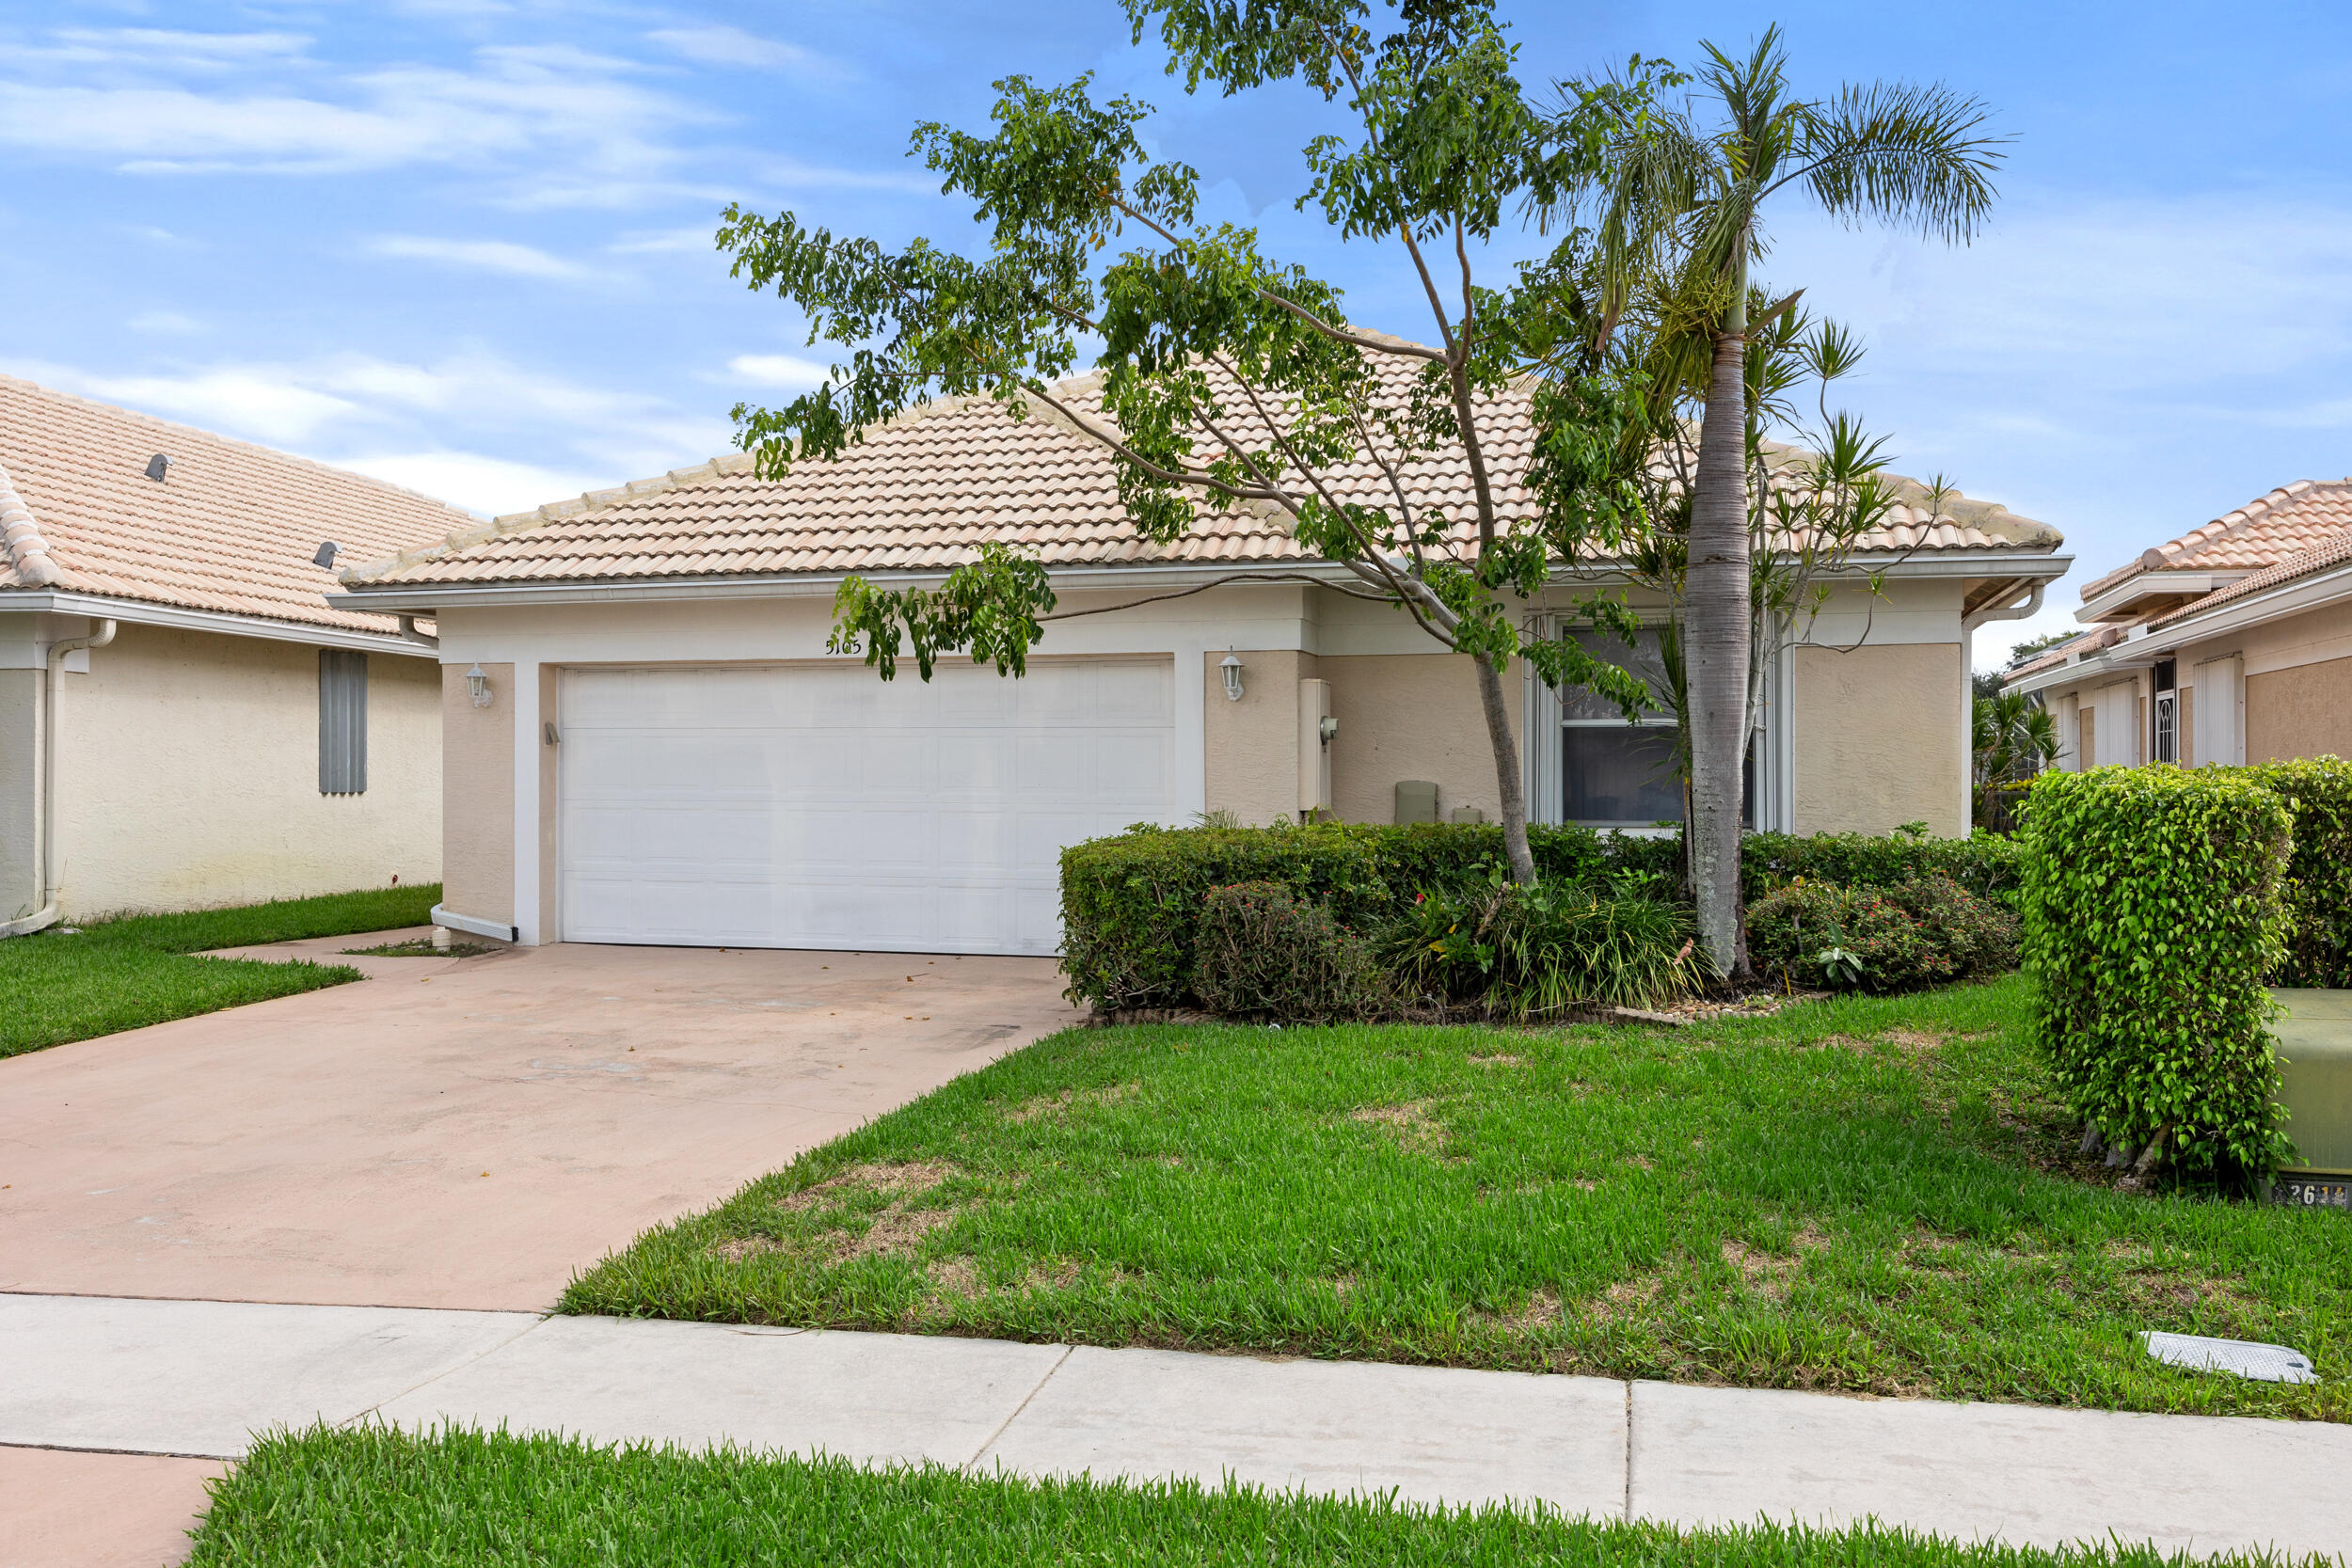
[2006,479,2352,771]
[334,376,2066,958]
[0,374,462,928]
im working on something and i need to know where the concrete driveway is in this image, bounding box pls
[0,938,1076,1312]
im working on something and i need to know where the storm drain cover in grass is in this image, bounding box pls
[2140,1331,2317,1384]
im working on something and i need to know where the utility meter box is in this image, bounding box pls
[1394,780,1439,825]
[1298,678,1334,816]
[2270,989,2352,1207]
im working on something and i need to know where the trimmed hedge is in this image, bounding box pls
[1060,822,2023,1010]
[2019,767,2293,1181]
[2251,756,2352,988]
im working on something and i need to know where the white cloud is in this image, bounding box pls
[1,29,312,71]
[607,226,718,255]
[0,38,714,181]
[645,24,838,77]
[126,309,204,334]
[331,451,601,518]
[6,350,737,507]
[1768,190,2352,397]
[724,353,831,390]
[19,361,362,444]
[366,234,588,280]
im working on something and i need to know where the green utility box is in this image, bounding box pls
[2270,990,2352,1208]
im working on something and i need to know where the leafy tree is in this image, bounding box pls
[1565,27,2004,974]
[714,0,1674,887]
[2002,628,2078,668]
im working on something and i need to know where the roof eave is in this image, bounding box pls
[0,588,437,657]
[333,544,2071,616]
[2009,557,2352,696]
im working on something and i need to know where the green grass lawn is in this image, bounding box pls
[565,974,2352,1422]
[0,883,440,1058]
[187,1424,2314,1568]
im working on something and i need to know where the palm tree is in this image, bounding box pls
[1974,690,2057,831]
[1571,28,2004,976]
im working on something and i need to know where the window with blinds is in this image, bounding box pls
[319,649,368,794]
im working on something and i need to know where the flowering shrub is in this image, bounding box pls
[1746,882,1951,994]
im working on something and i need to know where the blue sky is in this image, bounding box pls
[4,1,2348,665]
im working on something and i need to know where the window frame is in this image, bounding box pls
[1526,614,1783,834]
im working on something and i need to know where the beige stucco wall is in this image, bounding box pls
[1792,641,1966,835]
[1202,648,1319,825]
[441,661,516,927]
[41,622,439,918]
[2249,654,2352,763]
[1322,653,1521,826]
[0,668,37,922]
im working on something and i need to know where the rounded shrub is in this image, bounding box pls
[1190,881,1388,1023]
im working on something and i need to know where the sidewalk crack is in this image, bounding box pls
[1622,1380,1633,1524]
[337,1312,551,1433]
[963,1343,1073,1475]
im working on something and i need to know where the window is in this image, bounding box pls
[319,649,368,794]
[1556,627,1754,830]
[2152,658,2177,765]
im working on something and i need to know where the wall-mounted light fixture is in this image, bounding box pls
[465,663,494,708]
[1219,649,1245,702]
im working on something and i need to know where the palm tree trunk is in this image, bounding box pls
[1473,652,1537,884]
[1687,321,1753,979]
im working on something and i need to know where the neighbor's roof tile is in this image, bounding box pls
[348,364,2058,592]
[2076,479,2352,602]
[0,372,477,631]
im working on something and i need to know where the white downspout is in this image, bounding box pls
[1958,581,2047,835]
[2,619,118,939]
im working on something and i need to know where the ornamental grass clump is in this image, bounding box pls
[2019,766,2294,1186]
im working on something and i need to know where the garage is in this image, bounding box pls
[554,657,1174,956]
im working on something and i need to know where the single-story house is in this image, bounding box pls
[0,373,458,929]
[2005,478,2352,768]
[333,375,2067,958]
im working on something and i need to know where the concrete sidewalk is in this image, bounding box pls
[4,1293,2344,1563]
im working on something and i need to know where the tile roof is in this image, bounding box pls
[2076,479,2352,601]
[0,372,481,633]
[2006,479,2352,688]
[2148,518,2352,626]
[345,367,2059,593]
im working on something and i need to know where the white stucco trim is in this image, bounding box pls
[2008,558,2352,699]
[432,903,517,942]
[513,659,542,946]
[333,550,2072,617]
[1,590,433,657]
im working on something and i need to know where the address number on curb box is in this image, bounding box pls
[2274,1174,2352,1210]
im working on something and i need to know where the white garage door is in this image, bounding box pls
[558,658,1174,956]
